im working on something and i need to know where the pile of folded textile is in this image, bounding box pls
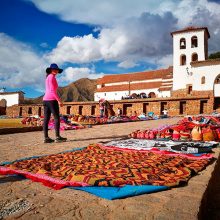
[128,115,220,142]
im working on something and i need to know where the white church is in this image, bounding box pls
[94,26,220,102]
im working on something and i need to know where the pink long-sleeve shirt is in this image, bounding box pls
[43,74,61,102]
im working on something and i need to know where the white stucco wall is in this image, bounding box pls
[191,64,220,95]
[0,93,19,107]
[94,88,171,101]
[173,30,207,90]
[214,84,220,97]
[94,91,129,101]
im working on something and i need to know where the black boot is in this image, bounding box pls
[44,137,54,143]
[55,136,67,143]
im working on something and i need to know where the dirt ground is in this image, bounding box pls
[0,117,219,220]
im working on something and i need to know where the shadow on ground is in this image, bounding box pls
[198,154,220,220]
[67,135,127,142]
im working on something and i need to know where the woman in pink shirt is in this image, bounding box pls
[43,63,67,143]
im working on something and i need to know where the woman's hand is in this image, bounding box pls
[58,101,63,107]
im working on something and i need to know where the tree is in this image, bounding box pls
[209,51,220,59]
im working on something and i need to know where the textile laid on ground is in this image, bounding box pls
[104,139,217,154]
[0,144,212,190]
[48,120,85,131]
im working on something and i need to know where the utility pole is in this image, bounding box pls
[128,81,130,95]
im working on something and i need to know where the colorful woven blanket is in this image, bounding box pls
[0,144,212,190]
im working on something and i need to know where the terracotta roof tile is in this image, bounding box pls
[96,82,162,92]
[159,87,172,91]
[171,26,210,38]
[97,66,173,85]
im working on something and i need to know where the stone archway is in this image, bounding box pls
[0,99,7,107]
[148,92,156,98]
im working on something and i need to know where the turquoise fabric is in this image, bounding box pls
[71,185,169,200]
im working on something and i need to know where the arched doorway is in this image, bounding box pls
[148,92,156,98]
[131,93,138,99]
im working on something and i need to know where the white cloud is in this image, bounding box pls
[155,54,173,68]
[1,0,219,98]
[0,33,103,93]
[59,67,104,85]
[118,60,139,69]
[29,0,166,26]
[46,12,177,67]
[32,0,220,67]
[0,33,47,89]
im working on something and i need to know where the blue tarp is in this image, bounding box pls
[70,185,169,200]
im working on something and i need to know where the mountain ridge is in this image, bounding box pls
[23,78,97,104]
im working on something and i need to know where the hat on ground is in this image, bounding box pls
[46,63,63,74]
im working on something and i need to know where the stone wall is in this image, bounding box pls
[6,94,217,118]
[172,88,213,98]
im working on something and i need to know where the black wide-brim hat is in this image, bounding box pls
[46,63,63,74]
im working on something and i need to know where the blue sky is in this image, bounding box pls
[0,0,220,98]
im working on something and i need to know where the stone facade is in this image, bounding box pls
[6,93,216,118]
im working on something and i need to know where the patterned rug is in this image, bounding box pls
[0,144,212,190]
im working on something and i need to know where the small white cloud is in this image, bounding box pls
[40,42,49,48]
[59,67,104,84]
[156,54,173,68]
[118,60,138,68]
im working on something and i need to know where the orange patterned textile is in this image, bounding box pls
[1,144,212,188]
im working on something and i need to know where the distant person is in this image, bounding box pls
[99,99,105,118]
[133,111,138,117]
[43,63,67,143]
[117,108,122,116]
[162,109,168,118]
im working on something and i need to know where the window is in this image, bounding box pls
[201,76,205,84]
[28,107,32,114]
[180,54,186,65]
[192,53,198,62]
[191,36,198,48]
[38,107,41,117]
[78,106,83,115]
[66,106,71,114]
[180,38,186,49]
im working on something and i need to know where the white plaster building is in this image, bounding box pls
[0,90,25,107]
[94,26,220,102]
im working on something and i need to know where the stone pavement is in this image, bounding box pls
[0,118,219,220]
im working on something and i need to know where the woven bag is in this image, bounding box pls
[172,130,180,141]
[180,130,191,141]
[191,126,202,141]
[202,127,215,141]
